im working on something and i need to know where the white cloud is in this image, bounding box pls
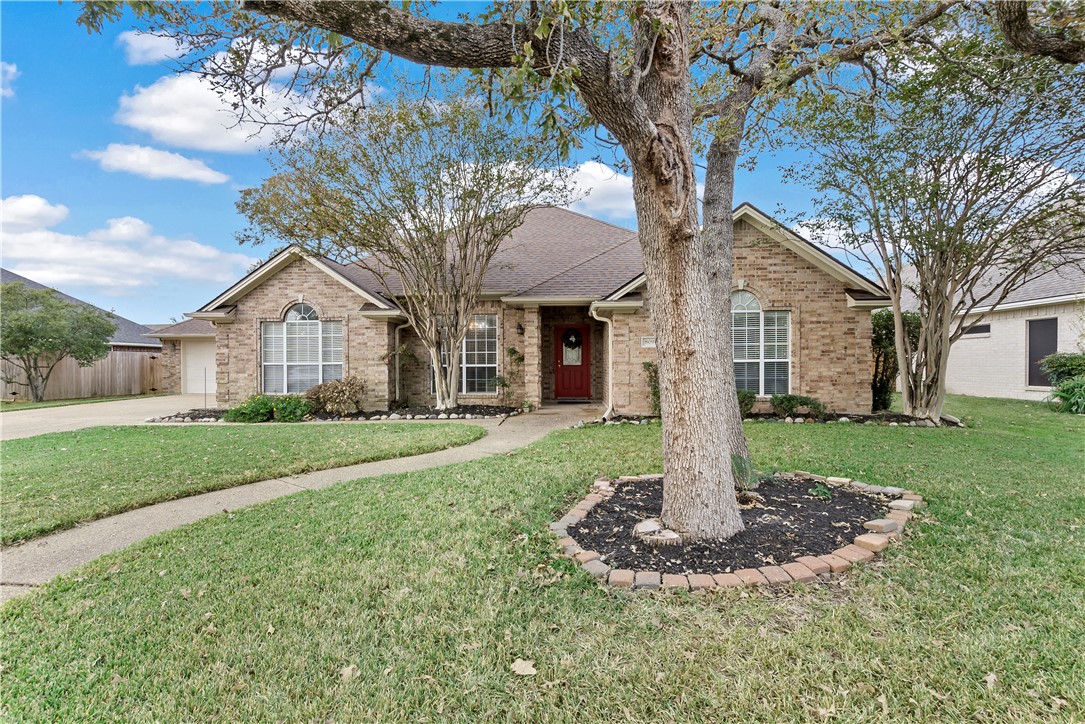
[793,219,881,277]
[1,194,257,294]
[116,73,307,153]
[117,31,180,65]
[567,162,636,219]
[1,195,69,232]
[1,62,19,98]
[79,144,230,184]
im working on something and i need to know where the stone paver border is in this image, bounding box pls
[548,472,924,591]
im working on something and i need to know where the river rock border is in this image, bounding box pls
[548,473,924,591]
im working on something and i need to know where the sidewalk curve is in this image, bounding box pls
[0,404,601,603]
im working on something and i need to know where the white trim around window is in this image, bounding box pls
[261,303,343,394]
[731,290,790,396]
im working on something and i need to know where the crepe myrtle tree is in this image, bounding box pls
[236,90,576,409]
[79,1,954,540]
[785,37,1085,421]
[0,283,117,402]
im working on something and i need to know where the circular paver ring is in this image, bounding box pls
[548,473,924,591]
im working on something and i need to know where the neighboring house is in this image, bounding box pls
[944,265,1084,400]
[0,268,163,400]
[144,319,218,396]
[175,204,888,415]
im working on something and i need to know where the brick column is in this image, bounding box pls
[522,306,543,407]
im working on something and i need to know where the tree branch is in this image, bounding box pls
[995,0,1085,64]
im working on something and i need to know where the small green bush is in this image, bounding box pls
[224,394,311,423]
[1047,375,1085,414]
[737,389,756,417]
[305,375,367,415]
[769,393,826,419]
[223,394,276,423]
[271,395,311,422]
[1040,353,1085,386]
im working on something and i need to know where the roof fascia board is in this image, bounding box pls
[501,296,600,306]
[186,309,237,322]
[589,300,643,314]
[959,292,1085,316]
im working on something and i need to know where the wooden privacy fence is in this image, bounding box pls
[1,348,163,402]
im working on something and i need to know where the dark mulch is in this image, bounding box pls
[569,475,889,575]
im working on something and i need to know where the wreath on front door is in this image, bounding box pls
[561,328,583,350]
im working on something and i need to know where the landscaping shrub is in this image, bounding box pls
[871,308,921,412]
[224,394,311,423]
[642,361,661,416]
[769,393,826,419]
[271,395,311,422]
[223,395,276,423]
[305,375,367,415]
[1047,375,1085,414]
[737,389,756,417]
[1040,352,1085,386]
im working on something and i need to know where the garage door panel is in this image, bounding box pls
[183,340,217,394]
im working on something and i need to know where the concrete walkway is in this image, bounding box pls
[0,403,602,603]
[0,394,208,441]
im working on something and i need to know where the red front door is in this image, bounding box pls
[554,324,591,399]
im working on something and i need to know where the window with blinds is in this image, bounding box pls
[431,314,499,394]
[262,304,343,394]
[731,291,790,396]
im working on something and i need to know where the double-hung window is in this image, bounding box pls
[262,304,342,394]
[731,291,790,395]
[431,314,499,394]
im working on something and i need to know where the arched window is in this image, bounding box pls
[261,304,343,394]
[731,291,790,395]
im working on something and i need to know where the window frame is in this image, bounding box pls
[431,313,500,395]
[731,291,791,397]
[261,304,343,395]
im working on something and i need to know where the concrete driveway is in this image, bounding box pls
[0,394,206,441]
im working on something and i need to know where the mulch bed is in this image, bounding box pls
[321,404,518,420]
[569,475,889,575]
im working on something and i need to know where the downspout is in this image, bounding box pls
[589,304,614,420]
[394,322,410,403]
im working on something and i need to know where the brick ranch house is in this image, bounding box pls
[157,204,889,415]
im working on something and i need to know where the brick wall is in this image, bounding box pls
[398,299,529,407]
[157,340,182,394]
[216,258,394,408]
[607,219,875,415]
[946,301,1084,400]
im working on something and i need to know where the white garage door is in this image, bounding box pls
[183,340,217,395]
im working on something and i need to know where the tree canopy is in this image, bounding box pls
[0,283,117,402]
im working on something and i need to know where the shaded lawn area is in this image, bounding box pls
[3,396,1083,721]
[1,423,485,545]
[0,392,167,413]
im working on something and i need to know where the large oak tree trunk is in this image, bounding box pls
[629,3,744,540]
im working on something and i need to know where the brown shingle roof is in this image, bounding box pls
[325,207,640,301]
[146,318,216,338]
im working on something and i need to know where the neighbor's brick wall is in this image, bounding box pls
[215,258,394,408]
[945,301,1084,400]
[608,219,876,415]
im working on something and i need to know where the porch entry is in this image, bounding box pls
[553,324,591,399]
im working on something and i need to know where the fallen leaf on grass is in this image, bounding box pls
[985,672,997,690]
[266,623,275,635]
[341,664,361,681]
[878,694,889,715]
[510,659,536,676]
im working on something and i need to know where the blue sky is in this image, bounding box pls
[1,2,814,324]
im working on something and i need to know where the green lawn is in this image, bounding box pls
[3,396,1083,721]
[0,392,167,413]
[0,423,485,545]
